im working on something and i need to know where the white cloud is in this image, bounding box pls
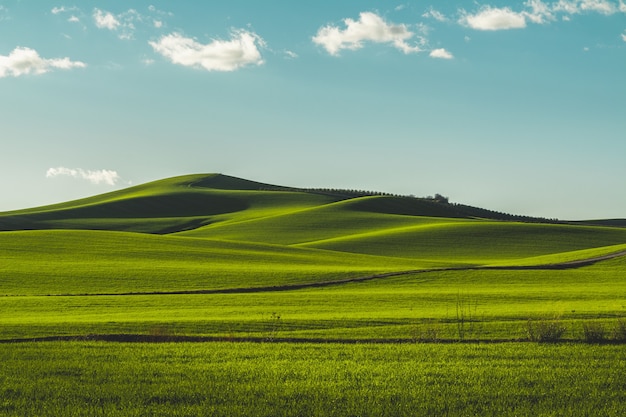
[422,7,448,22]
[622,32,626,41]
[523,0,556,23]
[284,50,298,59]
[430,48,454,59]
[50,6,83,27]
[313,12,423,56]
[93,8,120,30]
[553,0,580,14]
[92,8,155,40]
[46,167,120,186]
[579,0,617,14]
[553,0,619,15]
[458,0,622,32]
[459,6,527,30]
[149,30,265,72]
[51,6,79,15]
[395,5,406,12]
[0,47,86,78]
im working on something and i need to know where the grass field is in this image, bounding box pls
[1,173,625,415]
[1,342,625,416]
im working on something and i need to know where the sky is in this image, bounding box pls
[0,0,625,220]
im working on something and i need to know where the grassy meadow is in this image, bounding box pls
[1,342,626,417]
[1,173,626,415]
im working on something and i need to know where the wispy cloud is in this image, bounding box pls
[577,0,619,14]
[622,31,626,41]
[430,48,454,59]
[53,6,169,38]
[149,30,265,72]
[460,0,625,31]
[524,0,556,23]
[93,8,165,40]
[46,167,121,186]
[313,12,424,56]
[51,6,78,15]
[0,47,85,78]
[422,7,448,22]
[284,50,298,59]
[0,5,8,21]
[50,6,85,28]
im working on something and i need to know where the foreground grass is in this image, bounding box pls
[0,342,624,416]
[2,258,625,341]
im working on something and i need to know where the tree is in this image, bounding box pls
[433,193,449,204]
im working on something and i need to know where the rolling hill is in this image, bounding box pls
[1,173,625,296]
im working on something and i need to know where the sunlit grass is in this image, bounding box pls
[1,173,626,415]
[2,260,625,341]
[0,342,624,417]
[0,230,438,295]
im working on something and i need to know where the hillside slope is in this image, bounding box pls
[0,174,342,234]
[1,173,625,268]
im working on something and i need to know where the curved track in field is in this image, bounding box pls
[61,249,626,297]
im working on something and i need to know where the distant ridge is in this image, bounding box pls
[0,173,624,234]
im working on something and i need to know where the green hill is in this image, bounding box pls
[2,174,626,417]
[1,172,625,296]
[0,174,342,234]
[0,173,575,235]
[1,173,626,347]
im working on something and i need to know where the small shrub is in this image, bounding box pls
[526,317,567,342]
[582,322,606,343]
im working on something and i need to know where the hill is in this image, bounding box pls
[0,174,341,234]
[2,172,611,235]
[2,174,626,417]
[1,173,625,260]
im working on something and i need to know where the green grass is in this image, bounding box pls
[1,342,625,417]
[2,257,625,341]
[1,173,626,414]
[176,196,459,244]
[0,229,441,296]
[299,221,626,262]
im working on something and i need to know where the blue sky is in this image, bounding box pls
[1,0,624,219]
